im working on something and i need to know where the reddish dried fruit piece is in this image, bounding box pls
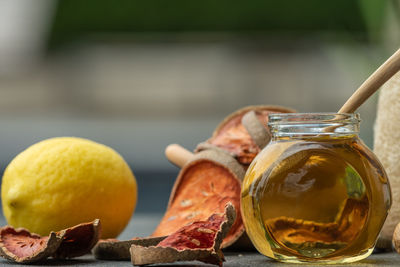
[196,105,295,166]
[0,219,101,263]
[0,227,62,263]
[152,149,245,248]
[131,203,236,266]
[54,219,101,259]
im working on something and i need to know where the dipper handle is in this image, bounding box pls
[339,48,400,113]
[165,144,194,168]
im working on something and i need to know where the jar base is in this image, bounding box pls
[269,247,374,264]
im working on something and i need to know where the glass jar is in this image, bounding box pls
[241,113,391,264]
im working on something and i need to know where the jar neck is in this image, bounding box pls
[268,113,360,140]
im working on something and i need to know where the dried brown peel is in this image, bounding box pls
[152,149,245,248]
[132,245,222,266]
[53,219,101,259]
[196,105,296,166]
[0,227,62,263]
[242,110,271,149]
[131,204,236,266]
[93,236,166,260]
[0,219,101,263]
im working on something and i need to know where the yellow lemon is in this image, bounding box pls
[1,137,137,238]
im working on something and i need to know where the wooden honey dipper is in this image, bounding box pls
[165,143,193,167]
[338,47,400,113]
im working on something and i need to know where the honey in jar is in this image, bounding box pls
[241,113,391,264]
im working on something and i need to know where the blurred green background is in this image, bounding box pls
[49,0,380,45]
[0,0,399,213]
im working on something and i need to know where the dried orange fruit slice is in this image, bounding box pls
[130,203,235,266]
[152,149,244,248]
[0,227,62,263]
[54,219,101,259]
[0,219,100,263]
[196,105,295,166]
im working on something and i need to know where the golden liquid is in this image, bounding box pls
[241,135,391,263]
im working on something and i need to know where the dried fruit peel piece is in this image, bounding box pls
[131,204,236,266]
[152,149,245,248]
[0,227,62,263]
[93,236,166,260]
[132,246,222,266]
[196,105,296,166]
[0,219,101,263]
[54,219,101,259]
[242,110,271,149]
[157,212,231,250]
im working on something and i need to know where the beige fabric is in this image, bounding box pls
[374,71,400,248]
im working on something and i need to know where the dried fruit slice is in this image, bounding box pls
[0,219,101,263]
[151,149,245,248]
[93,236,166,260]
[130,204,236,266]
[0,227,62,263]
[196,105,296,166]
[53,219,101,259]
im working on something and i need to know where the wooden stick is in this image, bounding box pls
[165,144,194,168]
[339,48,400,113]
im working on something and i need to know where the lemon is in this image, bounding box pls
[1,137,137,238]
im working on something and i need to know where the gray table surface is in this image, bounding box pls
[0,214,398,266]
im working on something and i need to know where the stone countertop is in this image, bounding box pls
[0,214,398,266]
[0,251,398,266]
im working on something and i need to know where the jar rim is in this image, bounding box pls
[268,112,361,126]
